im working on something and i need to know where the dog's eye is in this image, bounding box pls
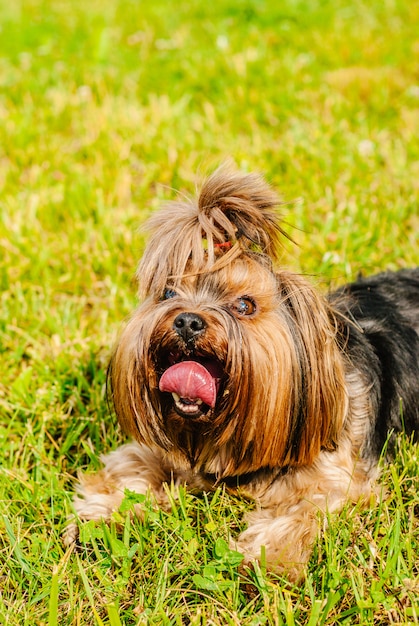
[162,288,178,300]
[230,296,257,317]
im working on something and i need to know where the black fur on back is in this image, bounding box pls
[331,268,419,459]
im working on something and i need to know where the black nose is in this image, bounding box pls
[173,312,206,344]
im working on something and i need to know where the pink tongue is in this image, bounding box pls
[159,361,219,408]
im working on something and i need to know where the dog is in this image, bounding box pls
[68,167,419,581]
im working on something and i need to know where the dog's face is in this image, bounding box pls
[153,257,279,423]
[110,168,347,477]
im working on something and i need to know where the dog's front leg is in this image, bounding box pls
[65,442,172,544]
[234,502,321,582]
[234,446,375,581]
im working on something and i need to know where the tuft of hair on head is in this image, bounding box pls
[136,165,288,299]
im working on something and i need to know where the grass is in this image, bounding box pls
[0,0,418,623]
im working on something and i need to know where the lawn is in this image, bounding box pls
[0,0,418,624]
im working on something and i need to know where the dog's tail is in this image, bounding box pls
[137,165,286,298]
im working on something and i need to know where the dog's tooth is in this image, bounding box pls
[172,392,180,402]
[196,399,203,405]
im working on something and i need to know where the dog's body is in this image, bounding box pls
[70,168,419,580]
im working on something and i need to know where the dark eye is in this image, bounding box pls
[229,296,257,317]
[162,288,178,300]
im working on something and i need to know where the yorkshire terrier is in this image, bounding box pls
[68,167,419,581]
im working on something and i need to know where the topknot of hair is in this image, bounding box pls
[137,165,286,298]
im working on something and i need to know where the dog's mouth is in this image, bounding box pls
[158,354,224,419]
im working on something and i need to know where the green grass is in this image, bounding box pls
[0,0,418,623]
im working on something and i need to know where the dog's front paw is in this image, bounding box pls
[235,513,319,582]
[64,442,174,546]
[63,474,127,546]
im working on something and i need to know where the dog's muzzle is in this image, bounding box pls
[158,312,223,418]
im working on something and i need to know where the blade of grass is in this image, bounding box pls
[76,556,106,626]
[47,566,59,626]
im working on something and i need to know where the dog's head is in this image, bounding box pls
[110,167,347,477]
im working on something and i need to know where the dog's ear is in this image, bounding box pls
[217,270,347,474]
[272,271,348,466]
[137,166,286,298]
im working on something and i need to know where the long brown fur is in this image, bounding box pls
[111,166,347,473]
[67,166,419,581]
